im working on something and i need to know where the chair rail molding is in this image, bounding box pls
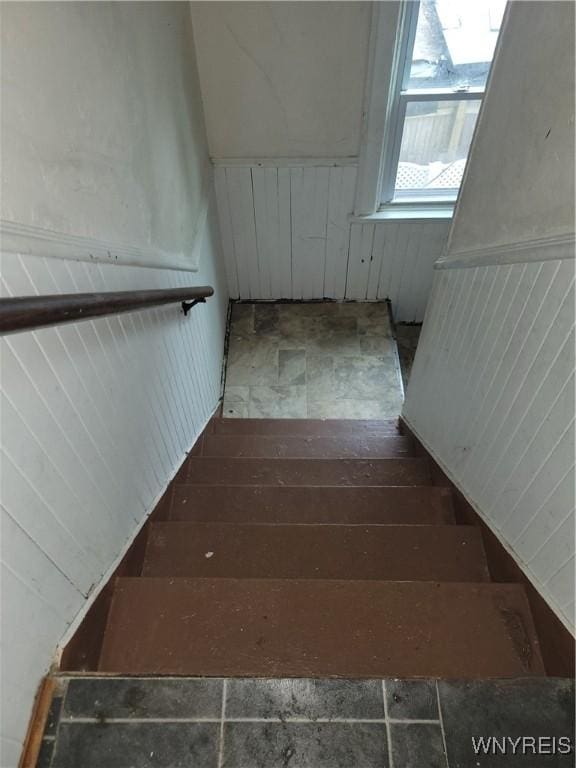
[0,176,214,273]
[436,233,576,271]
[210,157,359,168]
[0,219,201,273]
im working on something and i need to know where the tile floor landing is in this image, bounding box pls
[223,302,405,420]
[37,676,574,767]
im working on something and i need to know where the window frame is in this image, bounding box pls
[381,90,484,204]
[354,0,500,217]
[383,0,494,205]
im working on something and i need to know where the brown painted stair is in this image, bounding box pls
[95,417,546,678]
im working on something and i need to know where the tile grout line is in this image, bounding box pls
[222,716,390,724]
[382,680,394,768]
[218,678,227,768]
[48,679,69,761]
[59,717,223,724]
[435,681,450,768]
[57,716,400,725]
[388,718,441,725]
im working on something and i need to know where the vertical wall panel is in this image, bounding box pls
[214,163,450,320]
[325,167,357,299]
[1,509,83,759]
[365,225,387,301]
[290,167,330,299]
[276,169,293,298]
[406,222,448,323]
[374,223,400,300]
[252,167,293,299]
[392,222,424,323]
[346,217,450,319]
[404,257,575,632]
[251,168,275,300]
[226,167,260,299]
[346,223,375,299]
[514,468,574,562]
[214,168,240,297]
[0,202,229,760]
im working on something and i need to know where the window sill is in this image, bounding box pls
[350,204,454,224]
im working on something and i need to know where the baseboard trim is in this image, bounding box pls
[401,416,575,677]
[18,677,56,768]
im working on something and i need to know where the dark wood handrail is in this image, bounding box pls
[0,286,214,335]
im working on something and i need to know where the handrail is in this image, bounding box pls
[0,286,214,335]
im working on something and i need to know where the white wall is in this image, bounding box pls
[2,1,211,270]
[0,4,228,764]
[197,3,446,319]
[405,259,575,631]
[404,1,575,632]
[190,1,374,159]
[215,163,449,321]
[447,0,575,256]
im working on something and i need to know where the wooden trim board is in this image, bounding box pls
[435,233,575,270]
[18,677,56,768]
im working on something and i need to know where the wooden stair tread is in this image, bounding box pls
[169,485,455,525]
[99,578,545,678]
[183,457,430,486]
[143,522,490,581]
[201,434,413,458]
[212,418,400,436]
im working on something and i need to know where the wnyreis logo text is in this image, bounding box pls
[472,736,573,756]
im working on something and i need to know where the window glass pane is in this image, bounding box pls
[407,0,506,90]
[393,99,481,198]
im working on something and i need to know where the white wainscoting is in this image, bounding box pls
[0,206,228,765]
[404,256,575,632]
[345,218,450,321]
[214,164,450,322]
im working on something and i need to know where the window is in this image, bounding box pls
[380,0,506,206]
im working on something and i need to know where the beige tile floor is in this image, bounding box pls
[222,302,405,419]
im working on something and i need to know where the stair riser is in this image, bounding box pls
[99,578,545,678]
[212,418,401,437]
[170,485,455,525]
[202,434,413,459]
[184,458,430,486]
[143,523,490,582]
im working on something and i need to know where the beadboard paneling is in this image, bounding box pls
[404,258,575,632]
[0,206,228,761]
[346,218,450,321]
[214,164,450,321]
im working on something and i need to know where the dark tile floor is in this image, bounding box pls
[37,676,574,768]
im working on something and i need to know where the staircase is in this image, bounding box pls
[96,417,545,678]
